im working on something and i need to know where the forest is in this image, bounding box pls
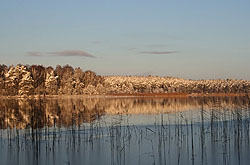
[0,64,104,96]
[1,64,250,96]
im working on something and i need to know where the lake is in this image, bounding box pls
[0,96,250,165]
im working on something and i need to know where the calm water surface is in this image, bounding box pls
[0,96,250,165]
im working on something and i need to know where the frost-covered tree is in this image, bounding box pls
[5,65,34,96]
[45,67,58,95]
[83,70,104,87]
[58,65,74,94]
[18,71,34,96]
[0,65,7,94]
[4,66,19,95]
[29,65,46,94]
[72,67,85,94]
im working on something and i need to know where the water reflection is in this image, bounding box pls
[0,96,250,165]
[0,96,249,129]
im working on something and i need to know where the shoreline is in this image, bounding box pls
[0,93,249,99]
[107,92,249,98]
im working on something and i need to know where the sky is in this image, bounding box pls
[0,0,250,80]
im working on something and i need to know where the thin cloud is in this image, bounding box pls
[27,50,96,58]
[139,51,177,55]
[128,47,137,50]
[48,50,96,58]
[27,52,42,56]
[146,44,168,48]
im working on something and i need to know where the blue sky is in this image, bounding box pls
[0,0,250,79]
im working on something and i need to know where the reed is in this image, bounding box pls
[0,96,250,165]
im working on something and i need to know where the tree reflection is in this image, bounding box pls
[0,96,249,129]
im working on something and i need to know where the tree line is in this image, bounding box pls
[1,64,250,96]
[0,64,104,96]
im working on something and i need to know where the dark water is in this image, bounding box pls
[0,96,250,165]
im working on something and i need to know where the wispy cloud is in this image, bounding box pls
[48,50,96,58]
[27,50,96,58]
[139,51,177,55]
[27,52,42,56]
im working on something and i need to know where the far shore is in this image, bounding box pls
[0,93,249,99]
